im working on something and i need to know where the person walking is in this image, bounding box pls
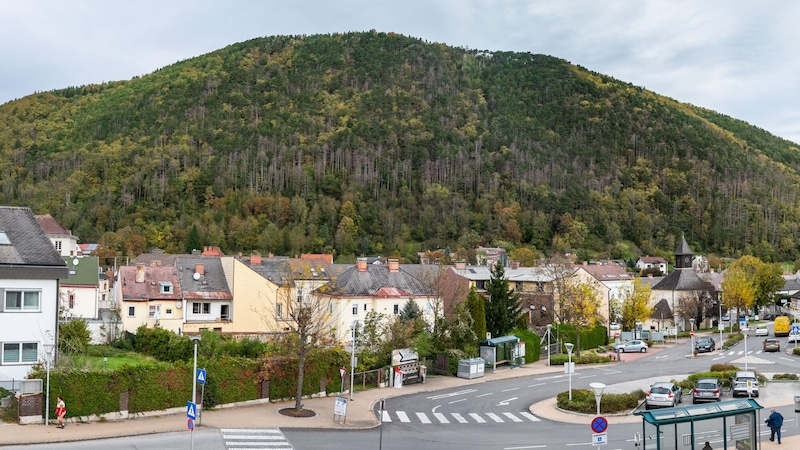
[55,396,66,429]
[766,408,783,444]
[701,442,713,450]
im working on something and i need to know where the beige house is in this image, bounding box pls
[318,258,438,344]
[573,261,634,328]
[118,263,183,333]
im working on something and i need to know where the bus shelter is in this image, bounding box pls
[633,398,763,450]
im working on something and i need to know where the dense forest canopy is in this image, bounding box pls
[1,31,800,264]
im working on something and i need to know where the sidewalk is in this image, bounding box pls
[1,352,797,447]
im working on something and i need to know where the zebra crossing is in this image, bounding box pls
[221,428,293,449]
[380,410,541,425]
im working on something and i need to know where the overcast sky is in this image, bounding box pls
[2,1,798,144]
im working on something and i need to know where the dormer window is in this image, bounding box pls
[0,231,10,245]
[158,282,173,294]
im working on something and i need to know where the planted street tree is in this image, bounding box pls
[620,277,653,332]
[485,260,523,338]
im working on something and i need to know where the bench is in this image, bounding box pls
[396,362,425,384]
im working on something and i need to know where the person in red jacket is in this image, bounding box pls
[55,396,66,429]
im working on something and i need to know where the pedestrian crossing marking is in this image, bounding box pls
[452,413,468,423]
[520,412,540,422]
[433,412,449,423]
[503,412,523,422]
[381,410,392,422]
[486,412,503,423]
[417,412,432,424]
[221,428,292,449]
[396,411,409,422]
[469,413,487,423]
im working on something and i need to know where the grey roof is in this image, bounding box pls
[676,235,693,256]
[175,256,232,299]
[245,258,336,286]
[652,268,714,292]
[0,206,67,278]
[651,298,673,319]
[323,265,433,297]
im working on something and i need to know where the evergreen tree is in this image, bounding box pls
[466,287,487,341]
[185,224,202,254]
[485,260,522,337]
[399,298,422,323]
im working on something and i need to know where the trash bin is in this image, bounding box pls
[795,395,800,412]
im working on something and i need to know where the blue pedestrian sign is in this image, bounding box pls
[197,368,207,385]
[187,401,197,420]
[792,325,800,334]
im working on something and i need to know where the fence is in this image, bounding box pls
[0,379,42,394]
[351,368,384,391]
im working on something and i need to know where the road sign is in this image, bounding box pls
[187,401,197,420]
[188,418,194,431]
[592,432,607,446]
[196,368,206,385]
[792,325,800,334]
[340,367,346,379]
[591,416,608,433]
[334,396,348,416]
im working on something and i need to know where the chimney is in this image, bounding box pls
[455,261,466,270]
[356,258,368,272]
[251,254,262,265]
[388,259,400,272]
[135,264,146,283]
[583,261,588,266]
[195,264,205,275]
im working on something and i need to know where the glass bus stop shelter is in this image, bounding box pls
[633,398,763,449]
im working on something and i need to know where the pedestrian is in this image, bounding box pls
[702,442,713,450]
[55,396,66,429]
[766,408,783,444]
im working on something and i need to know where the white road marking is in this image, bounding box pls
[451,412,468,423]
[469,413,486,423]
[396,411,410,422]
[416,412,431,424]
[434,412,450,423]
[503,412,523,422]
[486,412,504,422]
[519,412,541,422]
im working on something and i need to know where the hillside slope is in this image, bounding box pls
[1,31,799,262]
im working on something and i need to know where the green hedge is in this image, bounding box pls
[30,347,348,420]
[554,324,608,352]
[511,328,541,362]
[556,388,645,414]
[550,351,612,365]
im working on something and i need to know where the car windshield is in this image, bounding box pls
[651,387,670,394]
[696,382,716,389]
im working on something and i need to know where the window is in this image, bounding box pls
[68,293,75,309]
[55,241,62,251]
[221,304,230,320]
[128,306,135,317]
[158,282,173,294]
[148,304,161,318]
[352,303,358,315]
[475,280,486,290]
[2,342,38,364]
[276,303,283,319]
[0,231,10,245]
[393,304,399,315]
[363,304,368,311]
[192,302,210,314]
[4,291,41,311]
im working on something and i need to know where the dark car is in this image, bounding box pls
[692,378,721,403]
[763,338,781,352]
[695,336,716,353]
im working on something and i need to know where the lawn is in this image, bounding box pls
[64,346,159,370]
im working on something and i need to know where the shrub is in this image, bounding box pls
[550,351,612,365]
[556,389,645,414]
[773,373,798,380]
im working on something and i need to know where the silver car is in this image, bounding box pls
[646,382,682,409]
[692,378,721,403]
[614,339,648,353]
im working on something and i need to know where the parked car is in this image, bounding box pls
[695,336,716,353]
[609,322,620,331]
[614,339,648,353]
[692,378,722,404]
[763,338,781,352]
[732,371,759,397]
[646,382,682,409]
[788,330,800,343]
[754,324,769,336]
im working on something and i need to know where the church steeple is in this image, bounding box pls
[674,234,693,269]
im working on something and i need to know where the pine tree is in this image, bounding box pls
[185,224,202,254]
[466,287,487,341]
[485,260,522,337]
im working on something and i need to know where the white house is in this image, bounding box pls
[0,207,68,381]
[636,256,668,275]
[35,214,80,257]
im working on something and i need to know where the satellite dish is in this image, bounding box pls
[193,272,201,281]
[175,301,182,309]
[72,258,79,266]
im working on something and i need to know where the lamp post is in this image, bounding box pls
[742,323,748,371]
[718,301,724,344]
[565,343,574,401]
[590,382,606,415]
[689,318,695,357]
[546,324,552,367]
[43,342,55,427]
[350,320,358,401]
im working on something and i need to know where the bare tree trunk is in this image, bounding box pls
[295,339,306,410]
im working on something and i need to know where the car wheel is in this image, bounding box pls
[640,348,647,353]
[619,348,625,353]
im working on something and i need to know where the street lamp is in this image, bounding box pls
[741,323,749,371]
[43,342,55,427]
[350,320,358,401]
[590,382,606,415]
[546,324,552,367]
[565,342,574,401]
[689,318,695,357]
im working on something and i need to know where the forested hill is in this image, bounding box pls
[1,31,800,263]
